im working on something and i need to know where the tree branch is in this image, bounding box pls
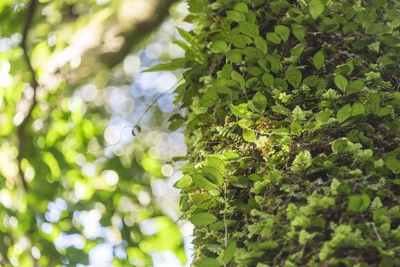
[17,0,38,192]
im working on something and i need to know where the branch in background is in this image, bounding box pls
[17,0,38,192]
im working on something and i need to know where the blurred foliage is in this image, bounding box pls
[0,0,189,266]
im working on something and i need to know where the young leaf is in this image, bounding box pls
[142,58,185,72]
[309,0,324,19]
[313,50,325,70]
[347,80,365,95]
[243,128,256,142]
[190,212,217,226]
[192,174,219,190]
[274,25,290,42]
[334,74,348,93]
[285,65,302,88]
[266,32,281,44]
[347,194,370,212]
[226,51,242,64]
[202,166,223,186]
[207,156,226,173]
[252,92,267,113]
[253,36,267,54]
[352,102,365,117]
[222,241,237,264]
[291,24,306,42]
[337,104,352,123]
[226,10,246,22]
[234,2,248,13]
[211,40,229,53]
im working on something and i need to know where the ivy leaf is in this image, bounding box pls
[347,80,364,95]
[309,0,324,19]
[262,73,274,87]
[207,156,226,173]
[211,40,229,53]
[253,36,267,54]
[274,25,290,42]
[230,103,250,118]
[337,104,352,123]
[202,166,223,186]
[243,128,256,142]
[234,2,248,13]
[313,50,325,70]
[334,74,348,93]
[385,157,400,174]
[226,10,246,22]
[192,174,219,190]
[331,139,349,154]
[252,92,267,113]
[285,65,302,88]
[173,175,192,189]
[231,70,245,89]
[352,102,365,117]
[347,194,371,212]
[291,24,306,42]
[222,240,237,264]
[190,212,217,226]
[266,32,281,44]
[226,51,242,64]
[142,58,185,72]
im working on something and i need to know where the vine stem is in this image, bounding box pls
[223,181,228,267]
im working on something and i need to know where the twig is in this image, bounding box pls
[17,0,38,192]
[370,222,382,242]
[223,181,228,267]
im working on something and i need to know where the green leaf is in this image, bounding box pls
[309,0,324,19]
[262,73,274,87]
[192,174,219,190]
[253,36,267,54]
[285,65,302,88]
[291,24,306,42]
[142,58,185,72]
[243,128,256,142]
[252,92,267,113]
[334,74,348,93]
[313,50,325,70]
[271,105,291,116]
[352,102,365,117]
[226,51,242,64]
[190,212,217,226]
[173,175,192,189]
[266,32,281,45]
[226,10,246,22]
[196,256,220,267]
[202,166,223,186]
[207,156,226,173]
[230,103,250,118]
[231,70,245,89]
[347,80,364,95]
[385,157,400,174]
[222,240,237,264]
[337,104,352,123]
[211,40,229,53]
[347,194,370,212]
[274,25,290,42]
[315,110,330,124]
[332,139,349,154]
[234,2,248,13]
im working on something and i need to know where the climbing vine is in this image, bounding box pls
[150,0,400,265]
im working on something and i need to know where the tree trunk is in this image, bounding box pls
[174,0,400,266]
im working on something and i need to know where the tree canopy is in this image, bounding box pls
[0,0,191,266]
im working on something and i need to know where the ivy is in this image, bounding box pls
[161,0,400,265]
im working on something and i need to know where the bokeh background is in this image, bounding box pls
[0,0,193,266]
